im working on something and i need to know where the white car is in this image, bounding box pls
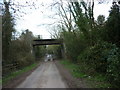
[47,54,51,61]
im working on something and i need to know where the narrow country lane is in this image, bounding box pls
[16,61,68,88]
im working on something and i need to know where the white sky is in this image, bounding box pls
[13,0,112,39]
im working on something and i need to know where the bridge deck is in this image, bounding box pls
[33,39,63,46]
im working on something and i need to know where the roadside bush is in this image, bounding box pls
[16,52,35,69]
[77,41,120,87]
[63,31,87,62]
[78,41,116,72]
[3,38,35,76]
[106,46,120,87]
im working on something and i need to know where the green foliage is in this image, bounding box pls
[34,46,46,59]
[55,1,120,88]
[106,46,120,87]
[2,2,15,63]
[2,1,37,76]
[63,31,87,62]
[47,45,62,59]
[77,41,120,87]
[97,15,105,25]
[105,3,120,46]
[60,60,111,88]
[60,60,86,78]
[2,30,36,76]
[70,2,91,40]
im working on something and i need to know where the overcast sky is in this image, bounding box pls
[12,0,113,39]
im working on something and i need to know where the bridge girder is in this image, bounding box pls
[32,39,63,46]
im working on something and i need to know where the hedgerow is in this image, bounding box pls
[77,41,120,87]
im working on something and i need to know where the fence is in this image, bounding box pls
[2,63,19,77]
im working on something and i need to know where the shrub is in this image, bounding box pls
[77,41,120,87]
[63,31,87,62]
[106,46,120,87]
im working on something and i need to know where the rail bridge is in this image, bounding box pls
[32,39,64,58]
[33,39,63,46]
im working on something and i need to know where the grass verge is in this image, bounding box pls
[2,62,39,85]
[60,60,112,88]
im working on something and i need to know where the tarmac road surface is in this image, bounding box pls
[17,61,68,88]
